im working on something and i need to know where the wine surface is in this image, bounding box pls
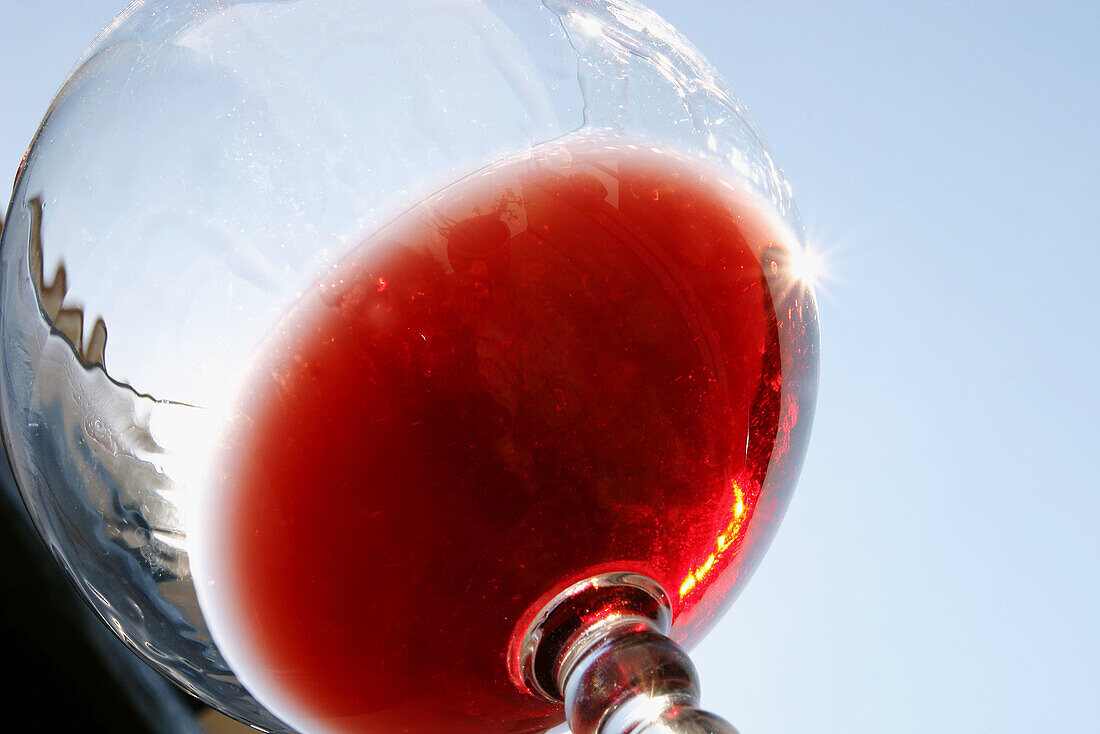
[204,144,809,734]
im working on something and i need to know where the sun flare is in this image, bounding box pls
[787,241,828,292]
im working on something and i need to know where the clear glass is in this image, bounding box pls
[0,1,818,733]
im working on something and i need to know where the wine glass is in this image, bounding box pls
[0,1,818,733]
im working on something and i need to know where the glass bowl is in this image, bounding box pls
[0,1,817,732]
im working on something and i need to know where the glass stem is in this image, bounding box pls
[558,619,739,734]
[518,574,739,734]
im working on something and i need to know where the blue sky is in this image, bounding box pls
[2,2,1097,732]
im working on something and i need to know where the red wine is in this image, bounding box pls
[204,144,814,733]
